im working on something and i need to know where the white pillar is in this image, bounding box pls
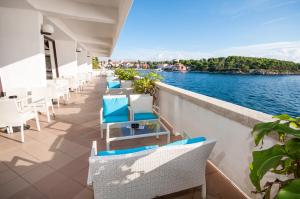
[55,40,77,77]
[0,7,46,90]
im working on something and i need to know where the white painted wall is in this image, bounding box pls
[0,7,46,90]
[157,83,277,198]
[77,49,88,73]
[55,40,78,77]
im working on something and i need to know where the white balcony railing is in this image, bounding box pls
[155,81,277,198]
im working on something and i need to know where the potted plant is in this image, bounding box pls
[115,68,139,88]
[250,114,300,198]
[132,72,162,102]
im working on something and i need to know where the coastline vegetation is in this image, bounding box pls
[180,56,300,74]
[146,56,300,74]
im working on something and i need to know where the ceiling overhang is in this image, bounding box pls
[0,0,133,57]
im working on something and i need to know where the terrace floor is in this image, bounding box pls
[0,77,246,199]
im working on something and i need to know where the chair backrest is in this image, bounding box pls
[121,80,132,89]
[30,87,48,102]
[88,140,216,199]
[5,87,28,98]
[102,95,128,117]
[0,100,21,125]
[130,94,153,113]
[107,81,121,89]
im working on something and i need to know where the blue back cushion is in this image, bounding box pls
[167,136,206,146]
[103,97,128,117]
[107,81,121,88]
[98,145,158,156]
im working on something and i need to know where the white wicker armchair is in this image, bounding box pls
[87,140,216,199]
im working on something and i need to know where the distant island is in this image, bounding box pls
[146,56,300,75]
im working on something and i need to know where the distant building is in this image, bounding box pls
[174,63,187,71]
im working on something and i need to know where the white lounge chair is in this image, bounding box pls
[87,137,216,199]
[129,94,160,121]
[0,100,40,142]
[100,95,130,139]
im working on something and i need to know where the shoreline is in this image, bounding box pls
[164,70,300,76]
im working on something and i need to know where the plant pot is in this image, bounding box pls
[121,80,132,88]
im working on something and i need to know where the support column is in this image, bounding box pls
[0,7,46,90]
[55,40,77,77]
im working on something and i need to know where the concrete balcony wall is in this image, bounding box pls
[156,82,277,198]
[0,7,46,90]
[55,40,78,77]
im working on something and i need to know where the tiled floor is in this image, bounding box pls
[0,77,246,199]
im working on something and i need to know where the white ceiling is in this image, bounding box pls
[0,0,133,57]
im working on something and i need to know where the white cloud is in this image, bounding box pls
[216,41,300,63]
[112,41,300,63]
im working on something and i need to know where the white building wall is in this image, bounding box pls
[0,7,46,90]
[77,49,87,73]
[55,40,78,77]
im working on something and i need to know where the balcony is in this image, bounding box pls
[0,77,247,198]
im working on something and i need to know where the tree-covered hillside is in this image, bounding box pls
[179,56,300,74]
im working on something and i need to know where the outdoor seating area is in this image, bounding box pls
[0,72,94,143]
[0,75,246,199]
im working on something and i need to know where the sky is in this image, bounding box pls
[111,0,300,62]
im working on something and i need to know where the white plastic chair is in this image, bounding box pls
[47,80,65,107]
[129,94,160,121]
[55,79,70,101]
[30,87,55,122]
[0,100,40,142]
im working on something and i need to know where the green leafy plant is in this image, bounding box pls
[115,68,139,80]
[132,72,163,96]
[250,114,300,199]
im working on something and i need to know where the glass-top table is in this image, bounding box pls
[105,120,170,150]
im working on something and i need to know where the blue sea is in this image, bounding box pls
[141,70,300,117]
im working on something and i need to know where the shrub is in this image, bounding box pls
[115,68,139,80]
[133,72,163,95]
[250,114,300,199]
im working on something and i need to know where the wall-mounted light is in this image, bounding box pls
[41,24,54,35]
[76,47,82,52]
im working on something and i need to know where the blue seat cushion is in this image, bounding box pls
[134,112,158,121]
[107,81,121,89]
[167,136,206,146]
[98,145,158,156]
[103,115,128,123]
[103,97,128,117]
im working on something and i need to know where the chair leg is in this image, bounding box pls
[57,98,60,107]
[20,124,24,143]
[35,115,41,131]
[201,183,206,199]
[9,126,13,133]
[6,127,10,134]
[46,108,51,123]
[51,104,55,114]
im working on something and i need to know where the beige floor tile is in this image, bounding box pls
[45,150,74,170]
[22,164,55,184]
[0,168,19,186]
[34,172,84,199]
[0,149,40,175]
[72,188,93,199]
[8,186,46,199]
[0,177,30,199]
[71,167,89,186]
